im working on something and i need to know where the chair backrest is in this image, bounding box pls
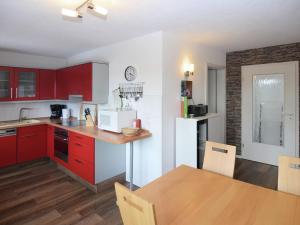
[278,156,300,196]
[203,141,236,178]
[115,182,157,225]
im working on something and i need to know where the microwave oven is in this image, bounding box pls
[98,110,137,133]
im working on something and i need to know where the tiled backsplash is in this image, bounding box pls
[0,101,65,121]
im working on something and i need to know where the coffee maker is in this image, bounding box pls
[50,104,67,119]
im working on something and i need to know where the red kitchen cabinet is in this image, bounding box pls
[0,134,17,168]
[14,68,40,100]
[82,63,93,101]
[39,69,56,99]
[56,68,68,100]
[69,131,95,184]
[69,155,95,184]
[17,125,47,163]
[0,66,15,102]
[47,125,55,159]
[67,65,83,96]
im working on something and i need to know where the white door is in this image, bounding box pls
[242,61,299,166]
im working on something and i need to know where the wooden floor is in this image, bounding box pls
[0,158,278,225]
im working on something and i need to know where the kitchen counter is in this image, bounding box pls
[0,118,152,144]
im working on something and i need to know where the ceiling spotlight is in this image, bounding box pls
[88,3,108,16]
[61,0,108,19]
[61,8,82,18]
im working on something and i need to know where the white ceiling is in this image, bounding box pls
[0,0,299,58]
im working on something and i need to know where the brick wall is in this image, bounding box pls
[226,42,300,155]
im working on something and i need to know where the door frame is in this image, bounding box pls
[241,61,299,164]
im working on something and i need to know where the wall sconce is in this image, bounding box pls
[184,64,194,78]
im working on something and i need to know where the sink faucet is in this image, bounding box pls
[19,108,33,122]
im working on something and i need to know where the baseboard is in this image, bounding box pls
[56,162,125,193]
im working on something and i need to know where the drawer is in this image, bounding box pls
[69,132,94,146]
[18,125,45,137]
[69,142,94,163]
[70,155,94,184]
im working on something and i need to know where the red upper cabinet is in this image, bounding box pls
[82,63,93,101]
[39,69,56,100]
[68,65,84,96]
[14,68,40,100]
[56,68,68,100]
[0,66,15,102]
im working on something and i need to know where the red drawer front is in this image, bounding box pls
[69,132,94,146]
[0,135,17,168]
[69,155,94,184]
[70,142,94,163]
[18,125,45,137]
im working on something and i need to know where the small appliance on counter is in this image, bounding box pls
[98,109,137,133]
[188,104,208,117]
[50,104,67,119]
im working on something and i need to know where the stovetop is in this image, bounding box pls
[50,119,86,127]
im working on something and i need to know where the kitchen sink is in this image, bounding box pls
[0,119,41,128]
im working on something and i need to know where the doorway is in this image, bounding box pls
[241,61,299,166]
[207,67,226,143]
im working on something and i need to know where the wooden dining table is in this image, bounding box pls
[135,165,300,225]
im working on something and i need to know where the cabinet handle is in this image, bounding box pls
[75,143,82,147]
[75,159,82,164]
[23,134,37,138]
[16,88,18,98]
[75,136,82,139]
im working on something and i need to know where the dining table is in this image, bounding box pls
[135,165,300,225]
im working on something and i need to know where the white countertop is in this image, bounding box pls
[176,113,220,121]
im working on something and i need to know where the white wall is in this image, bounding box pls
[0,50,67,69]
[162,32,226,173]
[68,32,164,187]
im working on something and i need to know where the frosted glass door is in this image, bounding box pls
[0,67,13,101]
[15,69,38,99]
[242,61,298,166]
[253,74,284,146]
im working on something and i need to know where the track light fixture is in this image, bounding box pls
[61,0,108,19]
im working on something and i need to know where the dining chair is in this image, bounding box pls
[114,182,157,225]
[203,141,236,178]
[278,156,300,196]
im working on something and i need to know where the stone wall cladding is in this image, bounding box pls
[226,42,300,155]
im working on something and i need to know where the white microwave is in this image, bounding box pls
[98,109,137,133]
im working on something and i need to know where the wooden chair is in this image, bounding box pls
[203,141,236,178]
[115,182,157,225]
[278,156,300,196]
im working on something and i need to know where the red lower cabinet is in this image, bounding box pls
[0,135,17,168]
[47,125,54,159]
[17,125,47,163]
[69,132,95,184]
[69,155,95,184]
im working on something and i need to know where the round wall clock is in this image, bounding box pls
[125,66,137,81]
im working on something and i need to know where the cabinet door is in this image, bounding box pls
[47,125,55,159]
[56,68,68,100]
[0,66,14,101]
[68,65,83,95]
[0,135,17,168]
[82,63,92,101]
[17,125,47,163]
[40,69,56,99]
[15,68,39,100]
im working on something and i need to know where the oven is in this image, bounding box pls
[54,127,69,163]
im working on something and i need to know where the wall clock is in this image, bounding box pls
[125,66,137,81]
